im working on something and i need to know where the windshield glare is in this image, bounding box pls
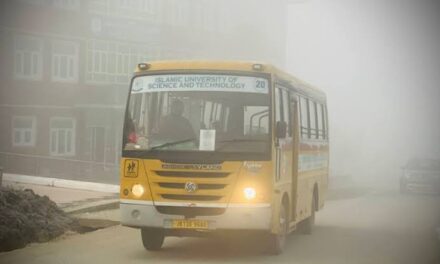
[124,74,270,153]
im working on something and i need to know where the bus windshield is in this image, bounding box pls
[124,73,270,154]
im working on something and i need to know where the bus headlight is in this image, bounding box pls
[132,184,145,197]
[243,187,256,200]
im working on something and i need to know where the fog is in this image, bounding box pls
[0,0,440,262]
[2,0,438,188]
[0,0,290,184]
[287,0,440,187]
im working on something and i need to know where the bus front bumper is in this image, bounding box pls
[120,201,272,230]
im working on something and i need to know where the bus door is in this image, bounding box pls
[289,94,299,223]
[274,86,293,217]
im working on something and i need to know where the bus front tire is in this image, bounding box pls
[267,203,287,255]
[141,228,164,251]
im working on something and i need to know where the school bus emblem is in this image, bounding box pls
[124,159,139,177]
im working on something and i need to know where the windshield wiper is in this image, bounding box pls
[150,138,196,150]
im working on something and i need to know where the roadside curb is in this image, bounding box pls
[3,173,119,193]
[64,199,120,215]
[69,202,121,229]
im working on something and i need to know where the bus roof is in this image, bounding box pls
[134,60,326,101]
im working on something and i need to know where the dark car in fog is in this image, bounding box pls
[400,159,440,194]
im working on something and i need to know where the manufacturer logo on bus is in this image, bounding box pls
[184,182,198,193]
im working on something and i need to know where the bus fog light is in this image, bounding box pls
[132,184,144,197]
[243,187,256,200]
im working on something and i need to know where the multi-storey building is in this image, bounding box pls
[0,0,287,184]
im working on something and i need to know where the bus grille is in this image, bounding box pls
[147,163,238,204]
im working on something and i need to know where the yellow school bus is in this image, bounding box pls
[120,61,329,254]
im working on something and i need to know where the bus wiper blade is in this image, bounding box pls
[150,138,196,150]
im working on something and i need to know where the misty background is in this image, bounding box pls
[0,0,439,188]
[287,0,440,186]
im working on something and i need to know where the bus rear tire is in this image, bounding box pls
[141,228,164,251]
[267,203,287,255]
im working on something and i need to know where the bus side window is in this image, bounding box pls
[275,87,282,124]
[299,96,309,139]
[281,89,291,137]
[323,104,328,139]
[290,94,298,137]
[275,86,290,138]
[244,106,269,135]
[309,100,317,139]
[317,103,324,139]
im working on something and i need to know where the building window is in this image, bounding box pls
[12,116,36,147]
[175,2,187,26]
[118,0,140,9]
[14,35,43,80]
[87,127,105,162]
[86,40,153,84]
[52,0,80,10]
[18,0,46,6]
[52,40,79,82]
[116,0,154,19]
[50,117,75,156]
[142,0,156,15]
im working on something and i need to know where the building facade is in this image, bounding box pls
[0,0,287,184]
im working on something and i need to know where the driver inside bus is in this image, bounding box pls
[158,99,196,142]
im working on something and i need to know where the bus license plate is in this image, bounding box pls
[172,219,208,229]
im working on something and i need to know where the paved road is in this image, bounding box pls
[1,189,439,264]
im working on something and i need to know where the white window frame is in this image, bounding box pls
[175,2,187,26]
[14,35,43,80]
[86,39,154,84]
[52,0,80,10]
[86,126,106,162]
[51,39,79,83]
[50,117,76,156]
[12,116,36,147]
[142,0,155,15]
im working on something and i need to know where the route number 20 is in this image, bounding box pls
[256,80,266,88]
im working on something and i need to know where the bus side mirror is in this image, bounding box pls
[276,121,287,139]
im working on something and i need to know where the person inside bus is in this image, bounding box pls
[123,113,137,145]
[158,99,196,142]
